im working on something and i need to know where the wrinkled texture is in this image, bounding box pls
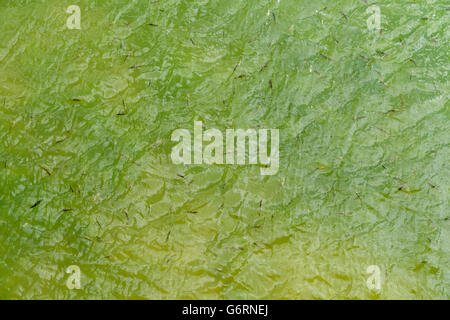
[0,0,449,299]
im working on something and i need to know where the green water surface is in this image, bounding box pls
[0,0,449,299]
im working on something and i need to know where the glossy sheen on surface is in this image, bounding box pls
[0,0,448,299]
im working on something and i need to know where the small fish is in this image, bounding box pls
[340,11,348,21]
[190,38,196,46]
[124,209,129,220]
[147,23,159,27]
[55,138,67,144]
[123,51,133,61]
[187,210,198,214]
[177,173,185,178]
[30,200,42,209]
[259,200,263,214]
[248,36,258,43]
[320,53,334,62]
[232,58,242,74]
[71,53,83,61]
[69,98,82,102]
[433,81,439,94]
[359,54,371,62]
[379,80,387,87]
[269,79,273,91]
[62,208,74,212]
[253,242,264,248]
[116,112,127,116]
[393,177,407,184]
[375,126,389,135]
[39,165,52,176]
[146,139,162,151]
[397,186,411,193]
[260,62,269,72]
[428,182,438,190]
[131,160,142,167]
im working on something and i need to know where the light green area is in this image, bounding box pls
[0,0,448,299]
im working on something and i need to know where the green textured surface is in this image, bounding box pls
[0,0,449,299]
